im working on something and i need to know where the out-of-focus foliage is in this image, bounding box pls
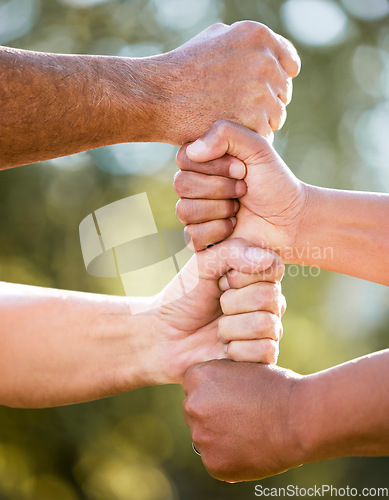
[0,0,388,498]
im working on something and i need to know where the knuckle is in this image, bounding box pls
[175,146,186,168]
[260,284,275,308]
[269,99,286,131]
[272,254,285,281]
[234,20,268,38]
[262,339,278,364]
[281,294,287,315]
[217,316,229,342]
[260,52,279,75]
[273,316,282,341]
[203,456,226,481]
[212,119,233,138]
[182,396,194,417]
[260,312,275,333]
[279,322,284,340]
[175,199,188,223]
[190,428,204,445]
[173,171,184,196]
[186,364,205,387]
[210,22,227,30]
[224,341,238,360]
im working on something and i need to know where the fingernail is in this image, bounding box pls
[219,275,230,291]
[233,200,240,213]
[244,247,274,266]
[187,139,207,158]
[229,216,236,228]
[229,162,246,179]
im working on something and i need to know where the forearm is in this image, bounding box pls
[294,349,389,462]
[292,185,389,284]
[0,47,170,169]
[0,283,161,408]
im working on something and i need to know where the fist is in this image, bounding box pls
[163,21,300,144]
[183,360,304,482]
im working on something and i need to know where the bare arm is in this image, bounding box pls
[293,186,389,284]
[0,282,162,407]
[0,22,300,169]
[295,349,389,462]
[0,240,284,408]
[183,351,389,482]
[0,47,167,168]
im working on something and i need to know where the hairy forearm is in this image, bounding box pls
[292,186,389,284]
[0,47,170,169]
[293,350,389,462]
[0,283,160,407]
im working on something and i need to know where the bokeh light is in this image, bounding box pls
[341,0,389,21]
[0,0,39,44]
[281,0,349,46]
[354,101,389,190]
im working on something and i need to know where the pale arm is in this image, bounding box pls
[294,186,389,285]
[0,282,162,407]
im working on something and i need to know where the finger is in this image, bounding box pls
[176,198,239,225]
[268,96,287,131]
[220,282,284,316]
[186,120,272,164]
[182,398,192,425]
[177,147,246,180]
[191,238,276,280]
[174,170,247,199]
[185,219,236,251]
[280,76,293,106]
[225,338,279,364]
[218,311,282,343]
[218,253,285,290]
[274,34,301,78]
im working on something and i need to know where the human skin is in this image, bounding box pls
[174,121,389,285]
[0,21,300,169]
[0,239,285,408]
[183,352,389,482]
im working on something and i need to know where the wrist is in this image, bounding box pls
[281,372,309,469]
[107,55,172,144]
[290,371,341,465]
[112,296,167,391]
[284,183,324,265]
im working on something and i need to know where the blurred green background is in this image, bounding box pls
[0,0,388,498]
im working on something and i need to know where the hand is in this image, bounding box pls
[160,21,300,145]
[183,359,303,482]
[175,121,308,258]
[152,239,285,384]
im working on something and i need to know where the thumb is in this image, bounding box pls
[186,120,270,164]
[196,238,275,280]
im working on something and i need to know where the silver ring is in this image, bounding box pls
[192,442,201,456]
